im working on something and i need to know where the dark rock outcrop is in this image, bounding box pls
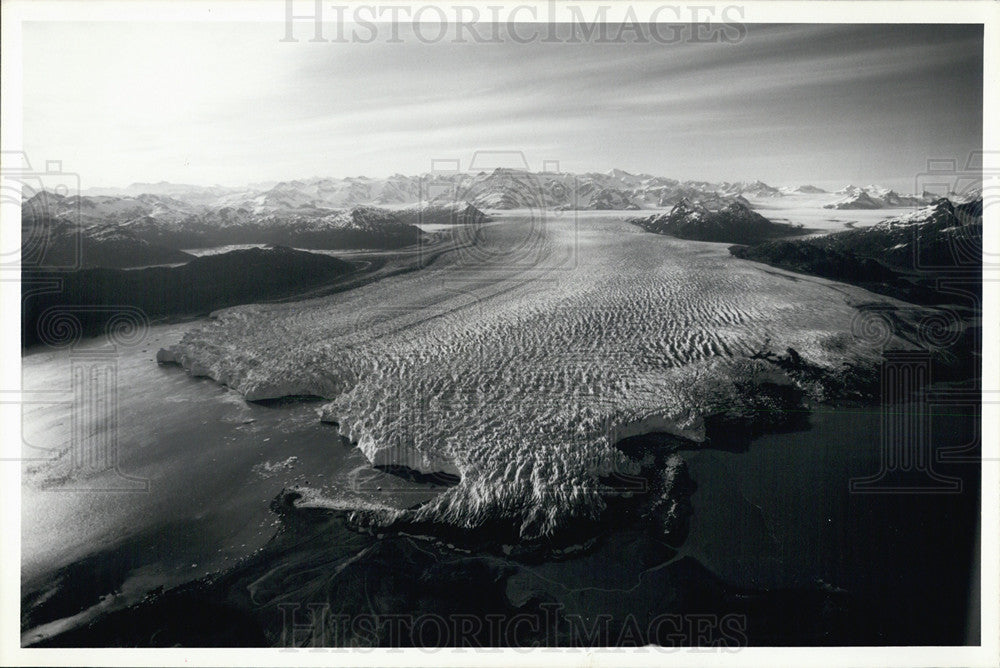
[630,198,804,244]
[22,246,355,347]
[22,221,195,269]
[394,202,489,226]
[732,199,982,290]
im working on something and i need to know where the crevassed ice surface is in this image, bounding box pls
[166,214,903,538]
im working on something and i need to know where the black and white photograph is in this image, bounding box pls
[2,1,997,665]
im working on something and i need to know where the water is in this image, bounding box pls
[678,396,981,644]
[20,322,443,643]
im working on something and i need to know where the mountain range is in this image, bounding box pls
[823,185,941,210]
[21,191,446,268]
[75,169,941,212]
[22,169,965,269]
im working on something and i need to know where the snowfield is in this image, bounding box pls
[161,212,929,539]
[745,193,919,232]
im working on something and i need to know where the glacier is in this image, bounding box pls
[159,213,931,539]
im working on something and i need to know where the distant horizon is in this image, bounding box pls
[71,167,961,197]
[23,23,983,193]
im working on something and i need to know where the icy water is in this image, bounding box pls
[20,324,447,644]
[678,396,981,644]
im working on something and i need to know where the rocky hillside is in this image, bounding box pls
[629,197,805,244]
[730,198,983,303]
[118,203,423,250]
[394,202,490,226]
[23,246,356,347]
[780,185,828,194]
[812,198,981,269]
[21,192,423,268]
[23,222,195,270]
[824,185,938,210]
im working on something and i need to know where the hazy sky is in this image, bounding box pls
[22,22,983,190]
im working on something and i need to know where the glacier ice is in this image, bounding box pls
[161,215,924,539]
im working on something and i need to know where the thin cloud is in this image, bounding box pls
[22,22,983,190]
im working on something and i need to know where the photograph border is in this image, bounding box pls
[2,1,997,666]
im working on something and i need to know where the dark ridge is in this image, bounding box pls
[22,246,355,348]
[728,198,984,306]
[22,219,195,269]
[22,199,425,267]
[729,241,905,290]
[393,203,490,226]
[954,197,983,224]
[124,208,423,250]
[630,198,805,244]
